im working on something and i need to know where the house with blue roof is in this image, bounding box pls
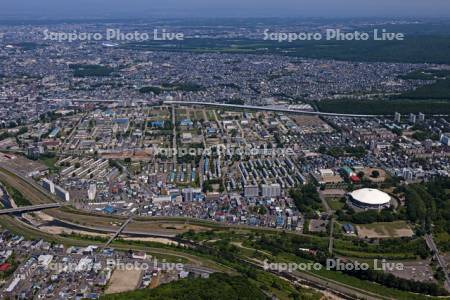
[103,205,116,214]
[150,120,165,128]
[276,215,285,227]
[180,119,194,127]
[343,223,355,234]
[48,128,60,138]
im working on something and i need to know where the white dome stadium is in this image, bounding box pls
[349,188,391,208]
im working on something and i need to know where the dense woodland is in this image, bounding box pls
[100,273,267,300]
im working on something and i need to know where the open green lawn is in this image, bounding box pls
[39,156,59,172]
[326,198,345,211]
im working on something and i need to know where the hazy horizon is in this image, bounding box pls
[1,0,450,19]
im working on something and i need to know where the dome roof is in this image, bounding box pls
[349,188,391,205]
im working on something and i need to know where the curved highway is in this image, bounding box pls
[164,100,386,118]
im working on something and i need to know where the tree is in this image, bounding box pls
[371,170,380,178]
[290,184,322,217]
[405,187,427,222]
[257,206,267,215]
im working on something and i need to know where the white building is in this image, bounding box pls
[418,112,425,122]
[181,132,193,143]
[38,255,54,268]
[55,185,70,202]
[244,185,259,198]
[348,188,391,210]
[261,184,281,198]
[152,195,172,204]
[76,257,94,272]
[88,184,97,201]
[42,179,55,194]
[5,277,21,293]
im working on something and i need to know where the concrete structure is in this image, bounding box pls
[394,112,401,123]
[181,132,193,143]
[38,255,53,268]
[42,179,55,194]
[244,185,259,198]
[0,203,63,215]
[88,184,97,201]
[182,188,194,202]
[402,168,414,181]
[348,188,391,210]
[164,101,384,118]
[48,127,60,138]
[55,185,70,202]
[261,184,281,198]
[418,112,425,122]
[441,134,450,146]
[26,146,41,160]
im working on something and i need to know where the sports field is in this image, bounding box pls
[356,221,414,239]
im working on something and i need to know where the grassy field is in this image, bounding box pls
[39,156,59,173]
[326,198,345,211]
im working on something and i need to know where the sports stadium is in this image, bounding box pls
[348,188,391,210]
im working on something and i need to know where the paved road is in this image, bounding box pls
[0,203,63,215]
[103,216,133,248]
[318,190,335,255]
[319,191,332,212]
[328,217,335,255]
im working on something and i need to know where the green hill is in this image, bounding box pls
[100,273,267,300]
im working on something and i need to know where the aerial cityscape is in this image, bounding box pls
[0,1,450,300]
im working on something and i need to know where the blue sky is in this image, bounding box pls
[1,0,450,19]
